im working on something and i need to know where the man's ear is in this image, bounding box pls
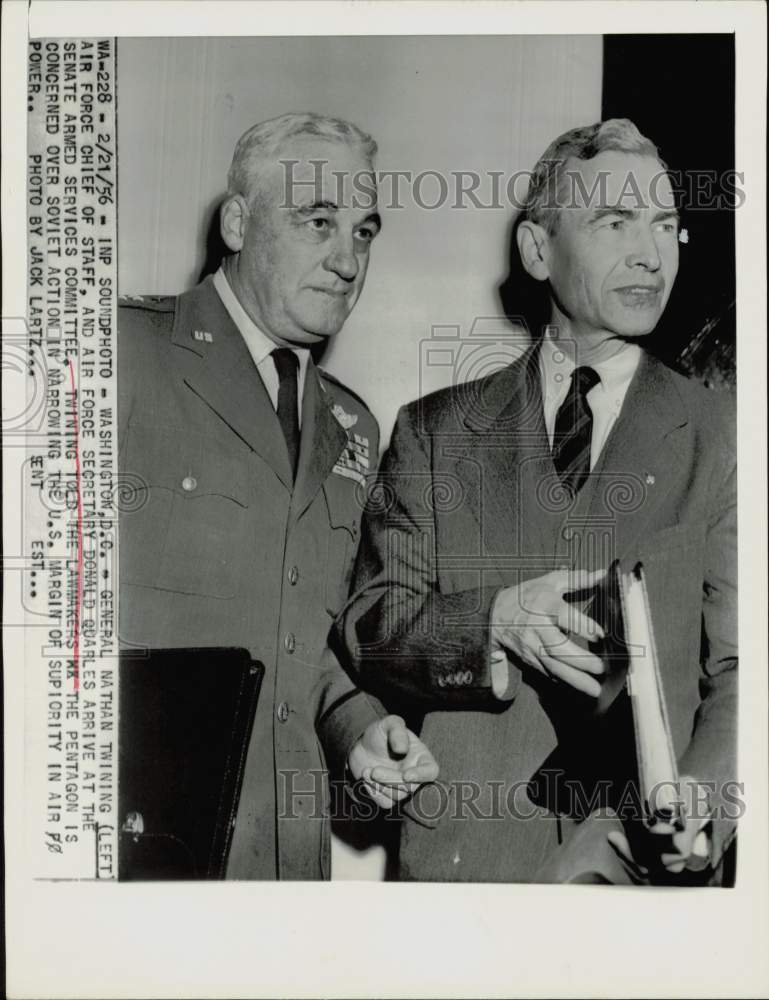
[517,220,550,282]
[220,195,249,253]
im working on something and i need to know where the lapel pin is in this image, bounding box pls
[193,329,213,343]
[644,472,656,486]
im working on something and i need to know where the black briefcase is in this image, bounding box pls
[118,647,263,880]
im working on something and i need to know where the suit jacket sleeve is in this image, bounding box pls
[678,411,738,864]
[337,403,512,709]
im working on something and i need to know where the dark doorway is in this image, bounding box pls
[602,34,736,387]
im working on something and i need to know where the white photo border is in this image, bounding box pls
[3,2,767,998]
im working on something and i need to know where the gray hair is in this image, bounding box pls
[227,111,378,204]
[524,118,663,233]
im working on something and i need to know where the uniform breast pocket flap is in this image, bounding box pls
[121,442,250,599]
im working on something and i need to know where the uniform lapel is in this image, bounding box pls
[172,278,293,489]
[290,359,347,523]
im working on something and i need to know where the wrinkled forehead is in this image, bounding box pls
[259,136,377,211]
[562,151,675,214]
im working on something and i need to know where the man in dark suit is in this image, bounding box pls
[118,112,437,880]
[338,119,737,883]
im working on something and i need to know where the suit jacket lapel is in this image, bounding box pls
[172,277,293,489]
[576,351,689,567]
[290,359,347,523]
[456,344,564,586]
[453,347,691,585]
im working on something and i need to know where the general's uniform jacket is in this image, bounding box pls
[118,276,381,880]
[340,345,737,882]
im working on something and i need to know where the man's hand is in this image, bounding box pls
[607,775,712,878]
[347,715,439,809]
[490,569,607,697]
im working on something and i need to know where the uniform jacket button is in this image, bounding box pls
[288,566,299,586]
[284,632,296,654]
[277,701,289,723]
[181,476,197,491]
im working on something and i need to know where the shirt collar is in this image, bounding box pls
[212,266,310,379]
[539,328,642,399]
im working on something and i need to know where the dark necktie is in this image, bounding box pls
[551,365,600,496]
[271,348,300,480]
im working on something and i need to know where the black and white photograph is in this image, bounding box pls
[2,2,767,998]
[113,32,741,886]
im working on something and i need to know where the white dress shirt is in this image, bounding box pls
[538,330,642,469]
[213,267,309,426]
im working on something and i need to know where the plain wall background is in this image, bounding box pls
[116,34,602,878]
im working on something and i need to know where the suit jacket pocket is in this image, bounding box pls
[624,519,708,658]
[120,422,250,599]
[633,520,707,561]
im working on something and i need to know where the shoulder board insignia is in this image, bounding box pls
[118,294,175,312]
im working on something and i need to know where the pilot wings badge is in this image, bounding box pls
[331,402,358,430]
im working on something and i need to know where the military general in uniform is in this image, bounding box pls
[118,112,437,880]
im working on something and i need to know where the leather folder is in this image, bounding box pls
[118,647,263,880]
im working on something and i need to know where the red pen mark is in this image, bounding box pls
[68,359,82,692]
